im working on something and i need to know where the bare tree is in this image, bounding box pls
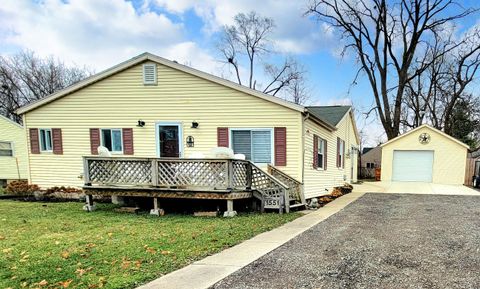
[402,25,480,135]
[218,11,307,102]
[0,51,90,122]
[307,0,477,139]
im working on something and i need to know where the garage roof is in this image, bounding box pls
[380,124,470,149]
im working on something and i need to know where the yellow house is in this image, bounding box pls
[17,52,359,207]
[381,124,469,185]
[0,115,28,186]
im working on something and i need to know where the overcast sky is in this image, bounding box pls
[2,0,477,146]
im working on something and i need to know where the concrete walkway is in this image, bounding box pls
[137,191,365,289]
[353,181,480,195]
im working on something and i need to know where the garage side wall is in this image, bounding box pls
[381,127,467,185]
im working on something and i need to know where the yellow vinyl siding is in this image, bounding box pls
[24,61,303,188]
[381,126,467,185]
[302,113,359,199]
[0,117,28,181]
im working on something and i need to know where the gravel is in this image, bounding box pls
[210,193,480,289]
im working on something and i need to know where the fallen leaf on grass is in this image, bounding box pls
[20,282,28,287]
[75,267,92,276]
[0,235,6,240]
[58,279,73,288]
[134,260,142,268]
[161,250,171,255]
[38,279,48,286]
[61,251,70,259]
[121,260,131,269]
[145,247,156,254]
[2,248,12,253]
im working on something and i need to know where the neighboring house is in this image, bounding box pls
[17,52,359,201]
[465,147,480,186]
[381,124,469,185]
[359,146,381,179]
[0,115,28,187]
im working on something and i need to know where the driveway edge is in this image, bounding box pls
[136,191,365,289]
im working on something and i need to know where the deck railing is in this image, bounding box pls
[83,156,291,212]
[268,164,305,205]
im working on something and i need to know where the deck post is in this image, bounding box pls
[83,157,91,186]
[150,197,164,216]
[223,199,237,217]
[246,162,252,190]
[284,189,290,213]
[83,194,96,212]
[227,160,234,189]
[151,159,158,186]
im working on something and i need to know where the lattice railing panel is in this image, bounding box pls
[268,165,303,203]
[88,159,152,185]
[157,160,228,188]
[250,165,286,200]
[232,161,249,188]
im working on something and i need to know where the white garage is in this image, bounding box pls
[381,124,469,185]
[392,150,434,182]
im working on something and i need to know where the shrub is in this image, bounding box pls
[5,180,40,196]
[45,186,82,195]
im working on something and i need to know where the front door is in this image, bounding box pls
[158,125,180,157]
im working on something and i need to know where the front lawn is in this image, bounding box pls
[0,201,300,289]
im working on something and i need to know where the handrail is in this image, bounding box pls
[268,164,305,206]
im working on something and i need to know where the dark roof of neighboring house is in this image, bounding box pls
[306,105,351,127]
[362,147,374,154]
[472,147,480,158]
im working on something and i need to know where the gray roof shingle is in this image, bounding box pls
[306,105,351,127]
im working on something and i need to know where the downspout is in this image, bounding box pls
[302,111,310,186]
[22,114,32,184]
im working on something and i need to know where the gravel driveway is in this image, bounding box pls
[211,193,480,289]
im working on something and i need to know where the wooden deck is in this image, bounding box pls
[82,157,304,213]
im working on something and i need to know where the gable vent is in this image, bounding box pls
[143,63,157,85]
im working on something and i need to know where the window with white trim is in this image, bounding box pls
[0,141,13,156]
[39,129,53,152]
[231,129,272,163]
[337,138,345,168]
[317,138,326,169]
[143,63,157,85]
[101,129,123,153]
[366,162,375,169]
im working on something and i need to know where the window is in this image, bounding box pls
[143,63,157,85]
[317,138,326,169]
[366,162,375,169]
[39,129,53,152]
[101,129,123,153]
[0,142,13,156]
[337,138,345,168]
[232,129,272,163]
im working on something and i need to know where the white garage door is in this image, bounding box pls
[392,150,434,182]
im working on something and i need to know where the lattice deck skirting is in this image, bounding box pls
[83,186,252,200]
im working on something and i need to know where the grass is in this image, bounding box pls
[0,201,300,289]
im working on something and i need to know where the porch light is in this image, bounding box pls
[137,120,146,127]
[191,121,199,129]
[186,136,194,147]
